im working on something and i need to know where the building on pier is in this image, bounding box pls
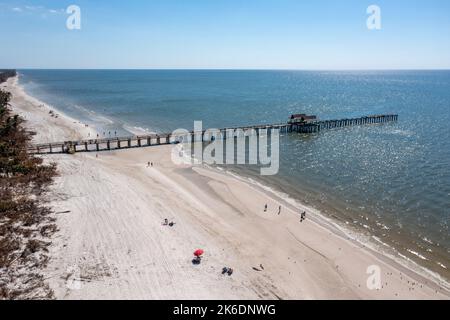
[288,114,317,124]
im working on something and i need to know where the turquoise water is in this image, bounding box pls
[19,70,450,280]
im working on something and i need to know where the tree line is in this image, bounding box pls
[0,70,17,84]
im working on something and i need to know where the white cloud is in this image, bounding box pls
[10,5,64,15]
[24,5,44,11]
[48,8,64,14]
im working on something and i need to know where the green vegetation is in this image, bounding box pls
[0,81,57,299]
[0,70,17,84]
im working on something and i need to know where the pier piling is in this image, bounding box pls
[27,113,398,154]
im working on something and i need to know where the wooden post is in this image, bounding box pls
[127,139,131,148]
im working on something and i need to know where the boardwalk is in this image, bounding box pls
[28,114,398,154]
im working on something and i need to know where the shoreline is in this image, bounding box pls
[208,164,450,291]
[4,76,95,143]
[217,165,450,287]
[5,75,449,299]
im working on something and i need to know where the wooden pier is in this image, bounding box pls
[28,114,398,154]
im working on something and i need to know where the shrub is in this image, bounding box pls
[0,85,57,299]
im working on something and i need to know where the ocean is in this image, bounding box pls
[18,69,450,282]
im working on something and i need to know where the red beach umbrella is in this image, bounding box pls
[193,249,204,257]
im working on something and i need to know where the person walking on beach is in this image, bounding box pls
[278,206,281,215]
[264,204,267,212]
[300,211,306,222]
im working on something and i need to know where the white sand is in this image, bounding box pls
[4,76,449,300]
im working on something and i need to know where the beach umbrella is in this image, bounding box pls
[193,249,204,257]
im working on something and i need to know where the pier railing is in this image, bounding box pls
[28,114,398,154]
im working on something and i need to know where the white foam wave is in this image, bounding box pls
[123,124,156,136]
[407,249,428,261]
[437,262,447,269]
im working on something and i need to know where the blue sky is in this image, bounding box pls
[1,0,449,69]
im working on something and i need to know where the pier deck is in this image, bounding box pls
[28,114,398,154]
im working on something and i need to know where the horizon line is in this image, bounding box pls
[8,67,450,72]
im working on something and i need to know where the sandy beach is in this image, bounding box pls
[3,76,449,300]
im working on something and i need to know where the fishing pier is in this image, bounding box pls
[28,114,398,154]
